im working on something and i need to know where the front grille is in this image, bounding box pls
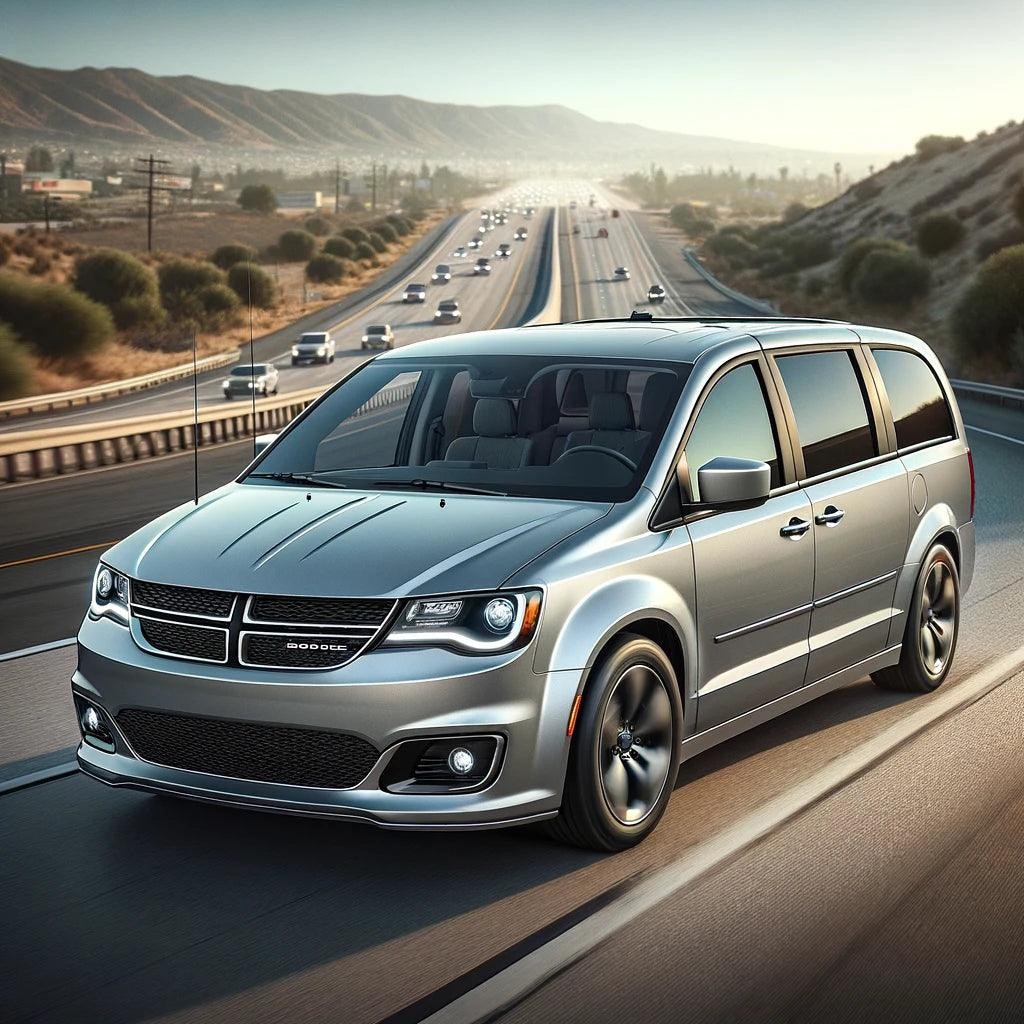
[139,617,227,662]
[241,632,363,669]
[132,580,234,619]
[248,595,393,626]
[115,708,380,789]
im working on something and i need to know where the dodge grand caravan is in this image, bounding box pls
[75,317,974,850]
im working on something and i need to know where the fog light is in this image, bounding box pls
[96,568,113,599]
[81,706,102,734]
[447,747,475,775]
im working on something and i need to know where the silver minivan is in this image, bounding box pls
[75,317,974,850]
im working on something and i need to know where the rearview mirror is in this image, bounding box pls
[696,457,771,509]
[254,433,279,456]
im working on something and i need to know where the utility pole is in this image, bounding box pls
[334,160,341,215]
[133,153,173,251]
[371,163,377,212]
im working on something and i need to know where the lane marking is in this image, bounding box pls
[965,423,1024,447]
[420,644,1024,1024]
[0,540,116,571]
[0,636,75,662]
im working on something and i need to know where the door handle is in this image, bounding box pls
[780,517,811,539]
[815,505,846,527]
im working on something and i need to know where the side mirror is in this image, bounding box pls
[254,433,279,456]
[696,457,771,509]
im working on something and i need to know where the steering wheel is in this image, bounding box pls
[556,445,638,473]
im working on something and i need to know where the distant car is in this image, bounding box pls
[611,209,620,218]
[453,246,468,259]
[647,284,666,303]
[431,264,452,284]
[613,266,631,281]
[513,227,527,241]
[473,257,492,275]
[403,283,427,303]
[434,299,462,324]
[290,331,335,365]
[525,206,535,218]
[597,227,609,239]
[572,225,581,235]
[495,243,512,259]
[467,237,482,250]
[222,362,279,399]
[362,324,395,351]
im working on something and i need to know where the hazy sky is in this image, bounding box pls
[2,0,1022,154]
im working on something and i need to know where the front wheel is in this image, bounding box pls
[873,543,959,693]
[544,634,682,851]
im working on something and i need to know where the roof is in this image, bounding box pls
[380,316,859,365]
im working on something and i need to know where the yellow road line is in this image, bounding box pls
[0,540,116,571]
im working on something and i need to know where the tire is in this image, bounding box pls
[873,543,959,693]
[290,358,297,366]
[543,633,682,851]
[329,354,335,363]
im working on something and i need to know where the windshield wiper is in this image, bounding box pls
[248,472,351,490]
[371,478,508,497]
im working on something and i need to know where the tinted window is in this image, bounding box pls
[684,363,780,501]
[777,350,876,478]
[872,348,954,448]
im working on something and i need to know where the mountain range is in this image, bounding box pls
[0,55,878,173]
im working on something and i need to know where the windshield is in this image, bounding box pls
[366,326,388,334]
[230,365,267,377]
[298,334,326,344]
[246,354,688,501]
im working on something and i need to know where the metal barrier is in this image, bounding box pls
[681,247,777,315]
[0,349,241,421]
[520,208,562,326]
[951,378,1024,411]
[0,380,415,484]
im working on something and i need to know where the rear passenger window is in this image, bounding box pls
[684,363,780,501]
[872,348,954,449]
[776,351,876,478]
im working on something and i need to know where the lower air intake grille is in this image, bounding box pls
[139,617,227,663]
[115,708,380,789]
[132,580,234,618]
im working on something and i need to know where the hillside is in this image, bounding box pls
[0,56,874,172]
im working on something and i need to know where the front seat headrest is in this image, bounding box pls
[589,392,635,431]
[473,398,517,437]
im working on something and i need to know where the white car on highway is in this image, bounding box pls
[434,299,462,324]
[222,363,279,399]
[473,257,492,275]
[403,283,427,303]
[613,266,631,281]
[362,324,395,350]
[513,227,527,241]
[290,331,335,365]
[467,237,482,250]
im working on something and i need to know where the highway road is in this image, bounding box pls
[2,184,1024,1024]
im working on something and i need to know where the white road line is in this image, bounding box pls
[965,423,1024,447]
[0,637,76,662]
[422,644,1024,1024]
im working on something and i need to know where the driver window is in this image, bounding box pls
[684,363,780,501]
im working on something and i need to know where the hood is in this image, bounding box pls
[107,483,610,598]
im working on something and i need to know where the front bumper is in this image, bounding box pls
[73,614,579,829]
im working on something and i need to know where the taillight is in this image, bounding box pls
[967,448,976,520]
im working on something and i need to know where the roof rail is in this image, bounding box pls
[564,314,849,326]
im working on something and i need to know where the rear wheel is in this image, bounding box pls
[873,543,959,693]
[544,633,681,851]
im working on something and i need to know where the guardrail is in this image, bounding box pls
[681,247,778,316]
[0,380,416,485]
[950,378,1024,411]
[520,207,562,326]
[0,349,241,421]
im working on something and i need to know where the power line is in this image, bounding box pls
[132,154,174,251]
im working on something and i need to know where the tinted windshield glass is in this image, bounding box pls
[247,355,688,501]
[231,365,266,376]
[367,326,387,334]
[298,334,326,344]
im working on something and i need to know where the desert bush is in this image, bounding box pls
[0,244,9,268]
[781,202,809,225]
[277,229,316,262]
[305,216,332,236]
[668,203,715,233]
[157,259,225,320]
[13,235,39,258]
[373,222,398,245]
[210,243,258,270]
[782,232,833,269]
[386,214,412,235]
[197,283,240,323]
[851,248,930,309]
[916,213,966,256]
[73,248,164,328]
[915,135,966,161]
[305,253,349,283]
[718,223,753,238]
[1013,184,1024,227]
[29,253,52,275]
[951,245,1024,362]
[237,184,276,214]
[340,226,370,245]
[706,231,757,260]
[367,231,387,254]
[323,236,355,259]
[353,241,376,261]
[0,322,33,399]
[0,272,113,360]
[853,180,883,203]
[837,237,906,293]
[226,262,277,308]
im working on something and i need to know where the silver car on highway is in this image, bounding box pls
[75,318,974,850]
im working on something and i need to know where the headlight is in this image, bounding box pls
[316,347,326,355]
[291,346,300,356]
[435,309,443,316]
[91,562,130,625]
[383,590,542,654]
[222,380,230,388]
